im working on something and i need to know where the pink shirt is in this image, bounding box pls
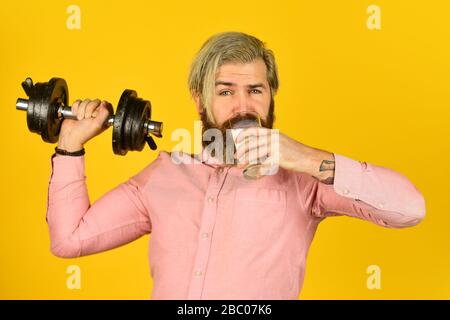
[46,150,426,299]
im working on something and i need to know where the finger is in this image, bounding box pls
[259,151,281,175]
[77,99,91,120]
[92,100,109,117]
[237,131,271,153]
[105,101,114,118]
[239,145,270,165]
[236,130,280,160]
[71,99,82,118]
[237,143,268,166]
[94,101,113,127]
[92,100,103,117]
[235,134,271,160]
[85,99,101,119]
[236,152,269,168]
[259,158,280,176]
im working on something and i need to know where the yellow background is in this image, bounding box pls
[1,0,449,299]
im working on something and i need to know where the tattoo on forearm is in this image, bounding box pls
[319,160,335,172]
[320,176,334,185]
[319,160,335,185]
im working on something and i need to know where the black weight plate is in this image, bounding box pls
[26,82,45,134]
[26,78,68,143]
[128,101,143,151]
[123,97,138,152]
[130,100,150,151]
[42,78,68,143]
[113,89,136,155]
[125,98,141,151]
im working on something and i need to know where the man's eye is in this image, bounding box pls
[219,90,232,96]
[250,89,262,94]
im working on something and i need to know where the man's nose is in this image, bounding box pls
[232,91,253,114]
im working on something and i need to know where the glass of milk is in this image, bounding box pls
[228,111,267,180]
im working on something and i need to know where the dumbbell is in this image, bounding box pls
[16,77,163,155]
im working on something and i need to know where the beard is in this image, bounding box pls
[199,98,276,164]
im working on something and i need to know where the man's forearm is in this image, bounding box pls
[239,130,336,184]
[291,144,335,185]
[315,151,335,184]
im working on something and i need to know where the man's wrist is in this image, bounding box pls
[55,146,85,157]
[297,146,335,184]
[57,137,83,153]
[55,140,84,156]
[311,150,335,184]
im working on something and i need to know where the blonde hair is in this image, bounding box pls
[188,32,279,123]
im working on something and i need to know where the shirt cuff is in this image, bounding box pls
[333,153,365,200]
[50,154,86,182]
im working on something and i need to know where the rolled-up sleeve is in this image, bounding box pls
[299,153,426,228]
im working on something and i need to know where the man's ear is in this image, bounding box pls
[192,93,204,114]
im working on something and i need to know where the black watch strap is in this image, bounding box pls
[54,146,85,157]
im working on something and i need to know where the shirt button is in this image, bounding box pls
[217,167,224,173]
[343,188,350,195]
[379,203,385,209]
[195,270,203,277]
[207,196,215,203]
[201,233,209,239]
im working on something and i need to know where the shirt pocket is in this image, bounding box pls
[232,188,287,248]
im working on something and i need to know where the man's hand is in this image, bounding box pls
[57,99,114,152]
[234,128,335,184]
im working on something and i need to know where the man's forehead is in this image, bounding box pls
[215,60,268,83]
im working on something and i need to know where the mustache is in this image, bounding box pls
[202,112,270,137]
[220,112,266,131]
[199,99,275,150]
